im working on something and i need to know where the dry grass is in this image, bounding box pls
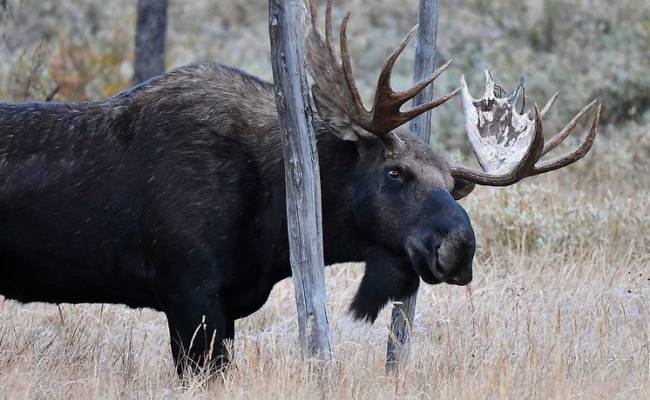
[0,0,649,399]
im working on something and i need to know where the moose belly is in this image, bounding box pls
[0,244,157,308]
[0,200,157,308]
[222,281,278,320]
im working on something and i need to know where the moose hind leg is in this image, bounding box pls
[165,297,234,377]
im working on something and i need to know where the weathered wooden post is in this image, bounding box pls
[386,0,440,372]
[268,0,332,360]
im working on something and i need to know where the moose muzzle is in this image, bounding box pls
[406,190,476,286]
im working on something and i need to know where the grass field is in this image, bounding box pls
[0,0,649,399]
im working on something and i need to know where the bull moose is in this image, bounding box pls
[0,1,600,374]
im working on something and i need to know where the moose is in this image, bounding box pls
[0,1,600,374]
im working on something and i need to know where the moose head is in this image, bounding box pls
[305,1,600,302]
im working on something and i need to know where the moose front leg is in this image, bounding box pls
[165,294,234,377]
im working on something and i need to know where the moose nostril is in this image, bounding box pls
[431,226,476,282]
[435,229,466,271]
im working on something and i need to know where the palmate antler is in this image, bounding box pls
[305,0,458,138]
[450,68,601,186]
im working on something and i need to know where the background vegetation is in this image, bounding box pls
[0,0,648,398]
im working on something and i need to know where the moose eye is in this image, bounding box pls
[387,168,402,180]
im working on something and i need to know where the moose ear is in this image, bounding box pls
[312,86,374,142]
[451,178,476,200]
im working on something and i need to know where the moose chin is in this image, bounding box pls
[0,1,600,375]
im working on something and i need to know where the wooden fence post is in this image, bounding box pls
[386,0,439,372]
[268,0,332,361]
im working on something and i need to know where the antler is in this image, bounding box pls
[449,67,601,186]
[305,0,459,138]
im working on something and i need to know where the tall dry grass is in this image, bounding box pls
[0,0,649,399]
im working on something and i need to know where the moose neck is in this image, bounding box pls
[256,119,372,273]
[314,124,372,265]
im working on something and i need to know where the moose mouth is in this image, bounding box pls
[405,236,473,286]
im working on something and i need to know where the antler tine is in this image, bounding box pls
[306,0,333,72]
[374,25,419,102]
[401,87,461,120]
[396,59,460,122]
[398,59,453,102]
[541,99,598,156]
[507,76,526,113]
[483,66,496,99]
[314,0,341,78]
[507,76,524,104]
[540,91,559,118]
[339,12,369,118]
[322,0,339,64]
[534,103,601,174]
[308,0,318,25]
[324,0,333,46]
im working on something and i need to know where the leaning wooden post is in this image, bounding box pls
[268,0,332,360]
[386,0,439,372]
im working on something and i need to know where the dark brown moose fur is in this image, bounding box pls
[0,63,475,374]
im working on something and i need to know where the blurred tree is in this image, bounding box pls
[386,0,440,373]
[134,0,168,84]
